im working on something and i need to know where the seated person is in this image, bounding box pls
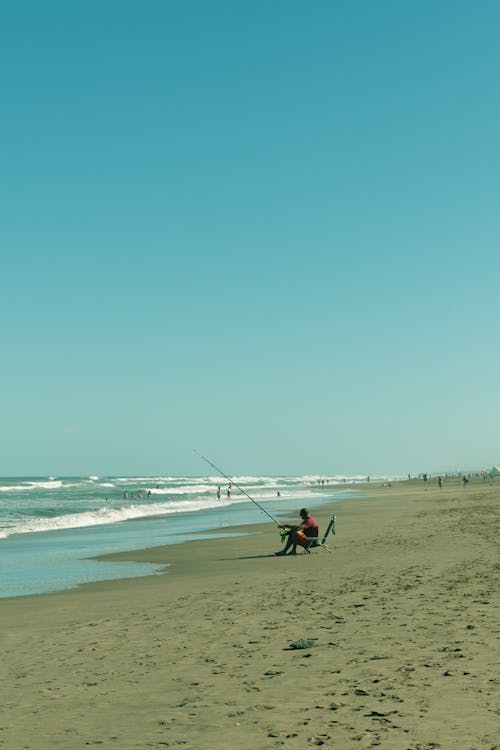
[275,508,318,555]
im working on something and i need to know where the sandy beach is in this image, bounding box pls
[1,479,498,749]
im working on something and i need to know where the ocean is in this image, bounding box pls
[0,473,387,599]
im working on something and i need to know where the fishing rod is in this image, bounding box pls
[194,449,282,527]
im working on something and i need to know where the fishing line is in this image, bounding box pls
[194,449,282,527]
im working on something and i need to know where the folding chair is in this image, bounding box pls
[303,515,336,553]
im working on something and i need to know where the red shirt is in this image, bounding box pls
[301,516,318,539]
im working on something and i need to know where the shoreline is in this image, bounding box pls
[1,479,498,748]
[0,481,361,599]
[0,484,360,607]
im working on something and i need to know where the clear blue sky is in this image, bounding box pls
[2,1,499,476]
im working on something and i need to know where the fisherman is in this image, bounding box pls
[275,508,318,556]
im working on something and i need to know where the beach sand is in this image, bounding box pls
[1,479,498,749]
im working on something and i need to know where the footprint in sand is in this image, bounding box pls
[307,735,331,745]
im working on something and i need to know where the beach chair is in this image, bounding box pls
[302,515,336,553]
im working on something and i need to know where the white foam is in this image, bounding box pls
[0,497,232,539]
[0,473,378,542]
[0,480,65,492]
[0,481,326,539]
[148,483,221,495]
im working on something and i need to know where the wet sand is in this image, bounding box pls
[1,478,498,749]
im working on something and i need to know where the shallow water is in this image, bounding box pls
[0,474,367,597]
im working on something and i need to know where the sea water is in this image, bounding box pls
[0,474,385,598]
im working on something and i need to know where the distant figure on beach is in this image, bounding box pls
[216,486,221,500]
[277,491,281,497]
[438,476,443,488]
[275,508,318,556]
[147,490,151,498]
[227,485,231,498]
[463,475,469,487]
[124,490,128,499]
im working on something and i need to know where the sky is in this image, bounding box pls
[1,0,499,477]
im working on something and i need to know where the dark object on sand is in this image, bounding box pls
[288,638,317,650]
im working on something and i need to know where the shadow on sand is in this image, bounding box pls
[219,553,280,560]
